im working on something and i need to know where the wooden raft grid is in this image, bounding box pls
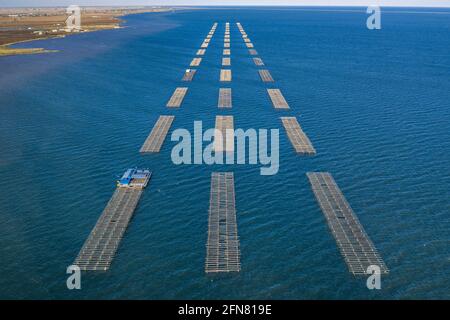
[280,117,316,155]
[218,88,232,108]
[190,58,202,67]
[223,49,231,55]
[166,87,188,108]
[253,57,264,66]
[196,49,206,56]
[214,115,234,152]
[74,187,144,271]
[220,69,232,82]
[307,172,389,276]
[222,57,231,66]
[267,89,289,109]
[258,69,274,82]
[182,69,197,81]
[140,115,174,153]
[205,172,240,273]
[248,49,258,55]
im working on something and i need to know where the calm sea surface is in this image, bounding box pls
[0,7,449,299]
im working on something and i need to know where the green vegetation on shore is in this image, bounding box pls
[0,45,58,56]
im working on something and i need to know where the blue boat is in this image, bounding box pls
[117,168,152,189]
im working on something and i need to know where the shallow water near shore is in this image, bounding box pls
[0,7,449,299]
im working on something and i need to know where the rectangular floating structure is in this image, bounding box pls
[224,38,230,43]
[205,172,240,273]
[74,170,152,271]
[182,69,197,81]
[258,69,274,82]
[218,88,232,108]
[267,89,289,109]
[214,115,234,152]
[246,43,254,48]
[306,172,389,276]
[204,38,210,43]
[201,42,209,48]
[190,58,202,67]
[74,188,143,271]
[253,57,264,66]
[166,87,188,108]
[224,42,230,48]
[220,69,232,82]
[196,49,206,56]
[140,115,174,153]
[223,49,231,55]
[244,38,251,43]
[281,117,316,155]
[222,57,231,66]
[248,49,258,55]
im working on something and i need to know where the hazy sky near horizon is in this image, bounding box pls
[1,0,450,8]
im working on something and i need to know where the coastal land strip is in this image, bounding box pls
[0,6,172,56]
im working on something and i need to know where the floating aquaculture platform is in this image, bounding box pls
[214,115,234,152]
[190,58,202,67]
[280,117,316,155]
[259,69,274,82]
[182,69,196,81]
[249,49,258,55]
[253,57,264,66]
[267,89,289,109]
[306,172,389,276]
[222,57,231,66]
[218,88,232,108]
[205,172,240,273]
[220,69,232,82]
[223,49,231,55]
[196,49,206,56]
[140,115,174,153]
[74,169,152,271]
[167,87,188,108]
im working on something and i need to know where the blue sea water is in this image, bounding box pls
[0,7,449,299]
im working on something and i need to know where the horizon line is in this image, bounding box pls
[1,4,450,8]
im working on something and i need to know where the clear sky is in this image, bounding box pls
[1,0,450,8]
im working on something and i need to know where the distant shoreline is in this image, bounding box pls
[0,7,173,57]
